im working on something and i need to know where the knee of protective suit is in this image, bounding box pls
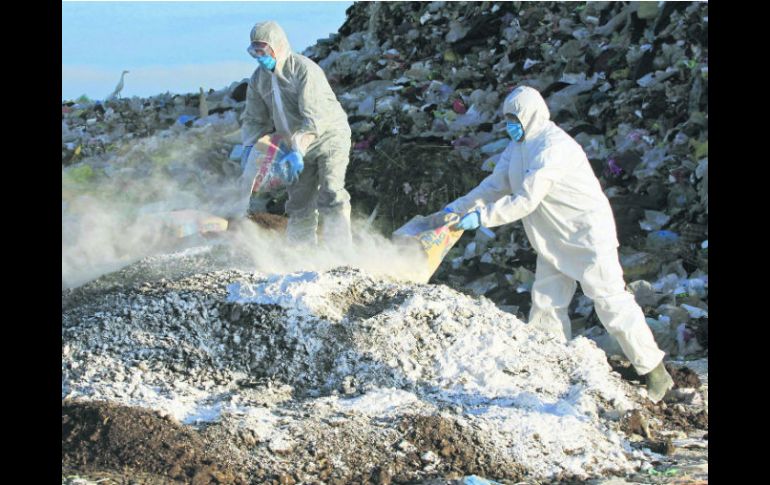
[314,137,351,207]
[592,292,643,332]
[285,171,319,214]
[317,187,351,209]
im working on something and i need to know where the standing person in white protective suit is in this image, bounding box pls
[241,21,353,248]
[444,86,674,402]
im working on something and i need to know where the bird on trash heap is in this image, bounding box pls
[107,70,130,101]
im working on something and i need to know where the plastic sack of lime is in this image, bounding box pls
[393,210,464,283]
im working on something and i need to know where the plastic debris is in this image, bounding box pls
[681,304,708,319]
[176,114,196,126]
[639,210,671,232]
[463,476,503,485]
[646,230,680,250]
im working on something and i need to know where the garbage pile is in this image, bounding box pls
[301,1,708,358]
[62,5,709,480]
[62,1,707,359]
[62,82,249,166]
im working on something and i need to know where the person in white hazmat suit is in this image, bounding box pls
[444,86,674,402]
[241,21,353,248]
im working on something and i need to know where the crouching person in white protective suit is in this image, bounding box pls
[240,20,353,249]
[444,86,674,402]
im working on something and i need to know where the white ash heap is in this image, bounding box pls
[63,246,650,480]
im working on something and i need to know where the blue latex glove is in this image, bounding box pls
[240,145,253,172]
[455,211,481,231]
[278,151,304,184]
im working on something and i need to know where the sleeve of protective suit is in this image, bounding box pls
[478,146,569,228]
[240,76,274,146]
[291,62,330,154]
[445,151,512,215]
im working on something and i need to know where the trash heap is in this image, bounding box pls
[62,1,708,359]
[61,79,261,232]
[62,84,250,166]
[301,1,708,359]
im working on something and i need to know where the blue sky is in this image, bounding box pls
[62,1,353,100]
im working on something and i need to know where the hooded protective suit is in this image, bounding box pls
[241,21,353,247]
[446,86,665,375]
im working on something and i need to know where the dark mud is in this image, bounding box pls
[246,212,288,232]
[392,415,527,483]
[667,365,702,389]
[62,400,247,485]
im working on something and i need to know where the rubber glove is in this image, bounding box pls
[455,211,481,230]
[279,151,304,184]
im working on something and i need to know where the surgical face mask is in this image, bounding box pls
[256,55,277,71]
[506,121,524,142]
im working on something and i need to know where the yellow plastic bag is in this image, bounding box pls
[393,211,464,283]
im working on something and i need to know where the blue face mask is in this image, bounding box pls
[256,55,276,71]
[506,121,524,142]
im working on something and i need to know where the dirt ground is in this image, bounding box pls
[62,401,528,485]
[611,357,708,485]
[392,415,527,483]
[246,212,288,232]
[62,400,248,485]
[63,357,709,485]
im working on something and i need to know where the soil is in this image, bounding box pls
[246,212,288,232]
[612,353,707,462]
[667,365,702,389]
[392,415,527,483]
[623,400,708,436]
[644,402,709,432]
[621,402,706,460]
[607,355,644,383]
[621,409,652,438]
[62,400,248,485]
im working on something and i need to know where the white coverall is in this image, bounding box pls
[241,21,353,248]
[446,86,665,375]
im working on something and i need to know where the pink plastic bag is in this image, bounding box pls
[248,134,290,194]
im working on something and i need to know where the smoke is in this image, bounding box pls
[224,217,431,284]
[63,115,433,288]
[63,195,175,289]
[62,116,244,288]
[63,189,431,288]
